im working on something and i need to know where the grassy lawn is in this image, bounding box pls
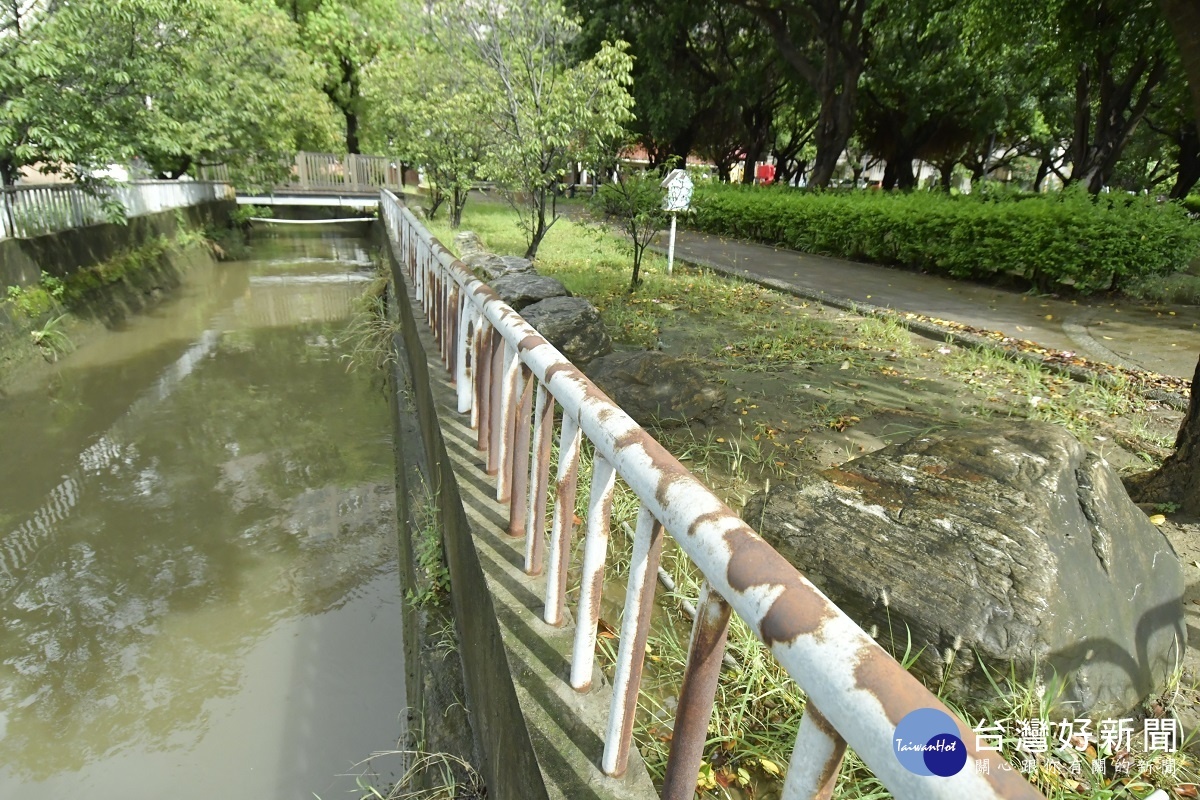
[422,195,1198,800]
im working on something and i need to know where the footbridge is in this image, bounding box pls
[379,188,1045,800]
[201,152,402,210]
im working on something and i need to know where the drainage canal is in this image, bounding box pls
[0,229,404,798]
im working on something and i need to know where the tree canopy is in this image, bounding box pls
[0,0,340,185]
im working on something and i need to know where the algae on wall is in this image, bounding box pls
[0,203,232,386]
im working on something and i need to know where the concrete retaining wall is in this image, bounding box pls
[0,200,233,291]
[386,236,550,800]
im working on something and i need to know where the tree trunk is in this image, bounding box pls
[1067,49,1167,193]
[895,157,918,191]
[808,84,857,189]
[1161,0,1200,136]
[524,188,551,259]
[750,0,866,190]
[882,155,916,191]
[1125,356,1200,515]
[1169,123,1200,199]
[344,110,360,155]
[1129,0,1200,515]
[1033,154,1052,192]
[938,159,955,191]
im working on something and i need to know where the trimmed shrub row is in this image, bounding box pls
[689,184,1200,294]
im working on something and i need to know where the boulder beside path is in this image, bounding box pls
[745,421,1185,717]
[586,351,727,428]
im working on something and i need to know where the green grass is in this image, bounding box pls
[426,199,1195,799]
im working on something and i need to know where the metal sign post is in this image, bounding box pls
[660,169,693,277]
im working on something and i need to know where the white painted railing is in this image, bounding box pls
[382,188,1047,800]
[198,152,403,194]
[0,180,234,241]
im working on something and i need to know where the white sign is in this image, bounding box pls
[661,169,693,212]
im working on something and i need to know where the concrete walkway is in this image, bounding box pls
[654,229,1200,382]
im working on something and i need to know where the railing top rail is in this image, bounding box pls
[1,179,230,192]
[381,189,1042,800]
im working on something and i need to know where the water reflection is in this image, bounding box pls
[0,232,402,796]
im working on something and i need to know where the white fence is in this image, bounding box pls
[197,152,402,194]
[0,180,235,241]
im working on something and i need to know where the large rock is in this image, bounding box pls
[453,230,486,258]
[586,351,727,428]
[465,254,536,282]
[489,273,572,311]
[520,296,612,366]
[744,422,1185,717]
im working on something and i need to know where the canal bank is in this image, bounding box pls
[0,228,407,798]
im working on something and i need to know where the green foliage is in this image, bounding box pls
[230,204,274,228]
[28,314,73,361]
[592,170,670,288]
[364,30,489,228]
[4,271,64,320]
[405,492,450,610]
[280,0,407,154]
[690,183,1200,293]
[0,0,340,183]
[425,0,634,258]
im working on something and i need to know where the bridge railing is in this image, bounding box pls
[200,152,402,194]
[381,188,1044,800]
[0,180,234,241]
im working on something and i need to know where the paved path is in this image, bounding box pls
[654,230,1200,382]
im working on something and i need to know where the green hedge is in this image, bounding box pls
[689,184,1200,293]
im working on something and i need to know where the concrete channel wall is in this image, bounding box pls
[0,200,233,292]
[384,234,659,800]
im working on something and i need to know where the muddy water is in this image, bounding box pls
[0,230,405,799]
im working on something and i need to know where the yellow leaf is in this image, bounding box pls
[1149,514,1166,525]
[759,758,782,776]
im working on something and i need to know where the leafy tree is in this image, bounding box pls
[1,0,186,185]
[276,0,405,154]
[737,0,871,189]
[138,0,340,178]
[0,0,336,186]
[364,41,489,227]
[592,169,669,289]
[427,0,634,259]
[857,0,1000,190]
[1124,0,1200,514]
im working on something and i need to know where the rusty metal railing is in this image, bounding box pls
[381,189,1044,800]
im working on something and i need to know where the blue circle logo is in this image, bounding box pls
[893,708,968,777]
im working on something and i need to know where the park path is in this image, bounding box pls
[654,229,1200,381]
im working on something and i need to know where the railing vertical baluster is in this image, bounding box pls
[525,383,554,575]
[428,272,439,342]
[448,286,461,381]
[569,455,616,690]
[475,326,493,448]
[486,332,505,475]
[458,304,476,414]
[495,344,520,502]
[440,277,451,364]
[661,582,733,800]
[781,704,848,800]
[508,366,534,537]
[543,413,583,626]
[602,504,664,777]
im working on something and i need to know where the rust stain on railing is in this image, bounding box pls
[381,189,1046,800]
